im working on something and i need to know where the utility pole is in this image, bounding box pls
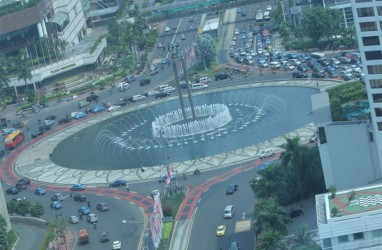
[280,0,286,22]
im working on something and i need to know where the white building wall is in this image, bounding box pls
[352,0,382,177]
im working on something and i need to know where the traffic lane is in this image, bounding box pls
[188,170,257,250]
[3,185,143,250]
[12,222,47,250]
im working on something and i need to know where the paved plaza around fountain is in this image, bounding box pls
[13,79,343,186]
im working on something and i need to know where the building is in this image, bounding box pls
[352,0,382,176]
[324,0,355,28]
[316,183,382,250]
[0,0,123,95]
[202,17,220,38]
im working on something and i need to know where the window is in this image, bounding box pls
[365,51,382,60]
[357,7,375,17]
[370,79,382,89]
[353,232,364,240]
[368,65,382,74]
[369,132,374,142]
[372,229,382,237]
[363,36,380,46]
[322,238,332,248]
[378,122,382,131]
[378,6,382,16]
[373,93,382,102]
[360,22,377,31]
[375,108,382,116]
[318,127,327,144]
[338,235,349,243]
[356,0,372,2]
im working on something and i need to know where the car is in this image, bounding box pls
[86,213,98,223]
[39,124,51,132]
[161,86,176,93]
[31,130,44,138]
[6,188,19,195]
[226,184,239,194]
[100,232,110,242]
[18,177,31,185]
[73,194,87,202]
[2,128,16,135]
[92,105,105,113]
[15,183,27,191]
[260,161,274,170]
[289,209,304,218]
[112,240,122,250]
[11,197,26,202]
[155,92,170,99]
[124,75,136,83]
[157,42,163,49]
[34,187,46,195]
[96,202,110,211]
[50,201,62,210]
[144,90,159,97]
[297,65,309,72]
[72,112,87,120]
[69,215,79,224]
[309,133,317,143]
[45,115,56,121]
[215,72,231,81]
[230,241,240,250]
[266,5,272,11]
[71,183,86,191]
[216,225,227,236]
[78,206,91,215]
[108,105,121,112]
[311,72,325,78]
[86,94,99,102]
[164,27,170,32]
[58,117,71,125]
[159,174,176,183]
[11,121,24,129]
[328,71,339,78]
[161,58,168,64]
[116,100,127,107]
[259,149,275,159]
[324,65,336,72]
[51,193,63,201]
[109,180,127,187]
[140,79,151,86]
[180,34,186,40]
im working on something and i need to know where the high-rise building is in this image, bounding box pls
[352,0,382,171]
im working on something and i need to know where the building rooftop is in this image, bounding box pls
[324,0,350,7]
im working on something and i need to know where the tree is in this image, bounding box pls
[195,34,216,71]
[302,7,341,47]
[18,64,32,88]
[255,197,291,235]
[258,229,286,250]
[280,136,305,201]
[15,200,32,216]
[0,215,7,250]
[250,163,283,199]
[329,185,337,199]
[30,203,45,218]
[48,218,70,249]
[288,224,318,248]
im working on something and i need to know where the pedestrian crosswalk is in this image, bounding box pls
[235,219,251,233]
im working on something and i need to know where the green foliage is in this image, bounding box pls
[15,200,32,216]
[195,34,216,70]
[258,229,286,250]
[39,227,55,250]
[30,203,45,218]
[162,192,185,218]
[288,224,318,248]
[162,204,173,217]
[6,201,17,214]
[0,0,40,17]
[90,38,103,54]
[331,206,338,216]
[162,222,173,239]
[6,230,17,250]
[329,185,337,199]
[0,215,7,250]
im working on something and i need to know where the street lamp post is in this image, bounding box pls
[157,127,170,173]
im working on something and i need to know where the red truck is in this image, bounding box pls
[78,229,89,244]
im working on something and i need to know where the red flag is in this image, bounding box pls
[167,170,173,180]
[164,176,170,185]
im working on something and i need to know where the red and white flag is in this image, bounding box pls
[164,176,170,185]
[167,170,173,180]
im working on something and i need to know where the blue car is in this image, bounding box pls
[92,105,105,113]
[109,180,127,187]
[35,187,46,195]
[71,183,86,191]
[260,161,274,170]
[50,202,62,210]
[78,206,91,215]
[325,65,336,72]
[73,112,86,120]
[1,128,16,136]
[161,58,168,64]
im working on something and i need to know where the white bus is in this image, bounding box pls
[311,52,326,60]
[264,11,270,20]
[256,11,263,22]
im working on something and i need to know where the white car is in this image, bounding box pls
[145,90,159,97]
[164,27,170,32]
[266,5,272,11]
[230,41,236,46]
[259,149,275,159]
[108,105,121,112]
[161,86,176,93]
[68,215,79,224]
[112,241,122,250]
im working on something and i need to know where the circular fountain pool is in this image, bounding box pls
[50,86,319,170]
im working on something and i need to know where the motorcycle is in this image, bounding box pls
[193,169,200,175]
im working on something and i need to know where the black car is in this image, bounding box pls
[18,177,31,185]
[155,92,170,99]
[58,117,71,125]
[45,115,56,121]
[86,94,99,102]
[297,65,309,72]
[100,232,110,242]
[123,96,133,103]
[116,100,127,107]
[6,187,19,195]
[226,184,239,195]
[109,180,127,187]
[39,124,51,132]
[312,72,325,78]
[12,121,24,129]
[292,71,308,78]
[15,183,27,190]
[140,79,151,86]
[31,130,44,138]
[73,194,87,202]
[289,209,304,218]
[215,72,231,81]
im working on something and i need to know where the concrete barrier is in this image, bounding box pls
[10,216,48,229]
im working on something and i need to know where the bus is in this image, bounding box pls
[4,130,24,149]
[264,11,270,20]
[311,52,326,60]
[256,11,263,22]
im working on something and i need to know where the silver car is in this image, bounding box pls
[69,215,79,224]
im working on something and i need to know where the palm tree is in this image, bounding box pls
[195,34,216,71]
[288,224,318,248]
[280,136,306,200]
[18,64,32,87]
[255,197,291,235]
[258,229,286,250]
[250,163,283,199]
